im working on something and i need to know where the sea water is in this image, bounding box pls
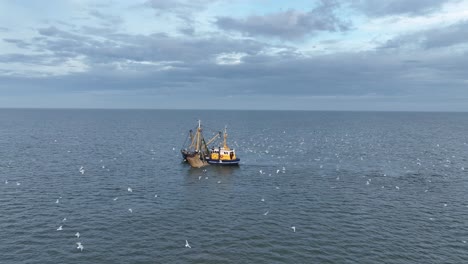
[1,109,468,263]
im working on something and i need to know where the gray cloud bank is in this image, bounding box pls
[215,1,350,40]
[1,0,468,110]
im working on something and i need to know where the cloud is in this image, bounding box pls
[88,10,124,26]
[215,1,351,40]
[381,20,468,49]
[3,38,31,49]
[145,0,215,12]
[352,0,455,16]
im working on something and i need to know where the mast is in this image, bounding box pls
[223,126,230,150]
[196,120,201,152]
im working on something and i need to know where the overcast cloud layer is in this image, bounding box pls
[0,0,467,110]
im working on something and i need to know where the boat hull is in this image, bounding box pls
[206,158,240,166]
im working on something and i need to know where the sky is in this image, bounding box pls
[1,0,468,111]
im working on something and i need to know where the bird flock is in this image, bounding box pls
[3,135,468,258]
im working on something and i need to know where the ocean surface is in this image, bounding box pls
[1,109,468,264]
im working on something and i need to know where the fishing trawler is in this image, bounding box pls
[181,121,240,168]
[206,126,240,165]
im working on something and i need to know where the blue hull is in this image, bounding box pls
[206,159,240,166]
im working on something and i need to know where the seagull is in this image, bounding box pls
[56,199,60,204]
[198,176,202,180]
[276,169,280,174]
[264,211,269,215]
[217,181,221,184]
[76,242,84,251]
[185,240,191,248]
[154,194,158,198]
[444,203,447,207]
[128,208,133,213]
[4,180,8,184]
[79,166,85,175]
[395,186,400,190]
[291,226,296,232]
[113,197,118,201]
[127,187,132,192]
[62,218,67,222]
[57,226,63,231]
[259,170,263,174]
[261,198,265,202]
[16,182,21,186]
[366,180,370,185]
[75,232,80,238]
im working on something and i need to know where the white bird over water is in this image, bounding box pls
[75,232,80,238]
[276,169,280,174]
[261,198,265,202]
[395,186,400,190]
[128,208,133,213]
[56,199,60,204]
[185,240,191,248]
[127,187,132,192]
[79,166,85,174]
[76,242,84,251]
[154,194,158,198]
[113,197,118,201]
[5,180,7,184]
[63,218,67,222]
[57,226,63,231]
[264,211,269,215]
[291,226,296,232]
[16,182,21,186]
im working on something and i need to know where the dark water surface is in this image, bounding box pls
[1,109,468,263]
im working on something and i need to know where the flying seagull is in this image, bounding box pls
[75,232,80,238]
[127,187,132,192]
[185,240,191,248]
[291,226,296,232]
[76,242,84,251]
[57,226,63,231]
